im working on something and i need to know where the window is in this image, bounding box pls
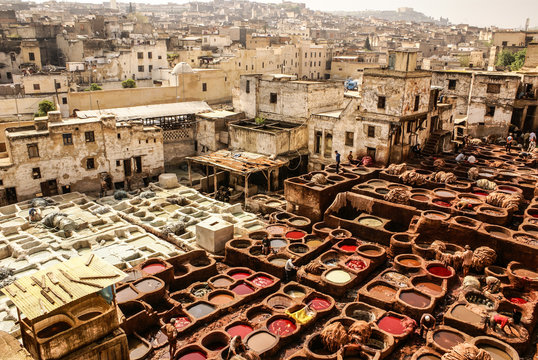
[147,52,152,59]
[55,82,61,89]
[246,80,250,93]
[324,132,333,158]
[138,65,144,72]
[27,143,39,158]
[502,41,508,46]
[85,131,95,142]
[148,65,153,72]
[116,160,121,166]
[366,147,376,159]
[32,167,41,179]
[345,132,354,146]
[137,52,143,59]
[0,179,3,186]
[448,79,457,90]
[63,133,73,145]
[134,156,142,173]
[270,93,277,103]
[86,158,95,169]
[7,72,11,79]
[414,95,420,111]
[158,55,162,59]
[314,131,322,154]
[486,106,496,117]
[202,83,207,92]
[262,62,264,69]
[62,97,67,104]
[117,133,121,139]
[487,83,501,94]
[377,96,386,109]
[367,126,375,138]
[33,84,40,91]
[29,52,35,61]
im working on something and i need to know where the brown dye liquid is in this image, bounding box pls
[488,230,509,238]
[433,330,464,349]
[400,258,421,266]
[451,305,483,324]
[128,337,150,359]
[134,279,161,293]
[247,331,277,353]
[210,293,234,305]
[399,291,430,308]
[116,287,139,303]
[361,249,381,256]
[78,311,101,321]
[212,277,232,287]
[415,282,443,295]
[479,345,513,360]
[514,268,538,279]
[37,321,72,338]
[369,284,396,301]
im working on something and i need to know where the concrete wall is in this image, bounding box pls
[68,74,230,113]
[0,115,163,202]
[229,124,307,156]
[431,71,472,115]
[524,43,538,69]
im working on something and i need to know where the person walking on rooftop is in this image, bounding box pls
[506,134,513,154]
[528,132,536,152]
[335,150,341,174]
[284,259,298,283]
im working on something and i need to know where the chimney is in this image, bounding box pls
[47,111,62,123]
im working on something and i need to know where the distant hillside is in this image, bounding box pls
[331,8,447,24]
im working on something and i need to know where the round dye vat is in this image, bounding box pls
[360,247,382,256]
[415,281,443,296]
[498,186,517,194]
[417,355,441,360]
[227,324,253,339]
[268,318,297,336]
[513,268,538,279]
[187,303,216,319]
[37,321,72,338]
[266,225,287,236]
[428,265,452,277]
[134,279,162,293]
[412,194,429,201]
[230,271,251,280]
[306,239,323,248]
[450,305,482,324]
[177,351,207,360]
[286,288,306,298]
[142,263,166,274]
[346,259,366,271]
[369,284,397,301]
[339,244,358,252]
[270,239,288,249]
[399,292,430,308]
[231,283,255,296]
[433,200,451,207]
[325,269,352,284]
[209,293,234,305]
[377,315,406,335]
[116,287,138,303]
[478,345,513,360]
[289,218,309,226]
[435,190,455,198]
[286,231,305,239]
[358,217,383,227]
[433,330,464,350]
[251,275,274,288]
[211,277,232,288]
[270,257,288,266]
[399,258,421,267]
[474,191,489,197]
[174,317,191,331]
[308,297,331,311]
[246,331,278,353]
[509,297,527,305]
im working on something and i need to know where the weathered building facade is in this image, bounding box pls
[0,111,163,204]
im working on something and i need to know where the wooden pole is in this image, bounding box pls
[213,166,218,198]
[188,160,192,187]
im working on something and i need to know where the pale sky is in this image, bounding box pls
[56,0,538,28]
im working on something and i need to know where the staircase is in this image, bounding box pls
[422,131,448,156]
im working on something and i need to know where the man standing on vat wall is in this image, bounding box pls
[163,318,178,358]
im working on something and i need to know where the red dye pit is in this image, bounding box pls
[227,324,253,339]
[308,297,331,311]
[346,259,366,270]
[251,276,274,288]
[142,263,166,274]
[178,351,207,360]
[532,214,538,219]
[509,297,528,305]
[174,317,191,331]
[268,318,297,336]
[433,200,451,207]
[232,283,255,295]
[428,265,452,277]
[378,315,406,335]
[286,231,305,239]
[230,272,251,280]
[340,244,358,252]
[474,191,488,196]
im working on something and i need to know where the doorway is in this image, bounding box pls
[40,179,59,196]
[5,187,17,204]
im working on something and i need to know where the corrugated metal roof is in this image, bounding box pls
[187,149,287,175]
[1,254,126,321]
[76,101,212,121]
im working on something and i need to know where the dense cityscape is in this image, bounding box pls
[0,1,537,360]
